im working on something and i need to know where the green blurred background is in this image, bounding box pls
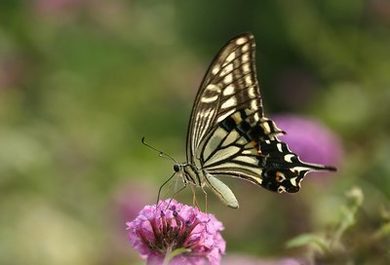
[1,0,389,264]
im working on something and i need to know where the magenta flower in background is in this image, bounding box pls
[114,181,155,223]
[127,199,226,265]
[34,0,82,13]
[107,181,155,261]
[272,114,343,172]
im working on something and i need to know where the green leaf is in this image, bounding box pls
[286,233,330,254]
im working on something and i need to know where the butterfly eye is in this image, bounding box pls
[173,164,180,172]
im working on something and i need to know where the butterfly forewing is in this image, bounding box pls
[186,33,264,164]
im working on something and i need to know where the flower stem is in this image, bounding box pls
[162,247,190,265]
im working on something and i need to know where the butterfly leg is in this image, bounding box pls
[163,184,187,211]
[201,185,208,212]
[190,184,201,209]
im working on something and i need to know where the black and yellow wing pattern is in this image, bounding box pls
[179,33,336,208]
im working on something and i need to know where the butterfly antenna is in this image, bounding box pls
[141,137,177,164]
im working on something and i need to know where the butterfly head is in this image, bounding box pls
[173,164,181,173]
[173,163,201,186]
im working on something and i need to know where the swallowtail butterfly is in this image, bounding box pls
[172,33,336,208]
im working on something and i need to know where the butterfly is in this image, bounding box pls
[168,33,336,209]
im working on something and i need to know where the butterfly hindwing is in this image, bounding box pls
[200,110,283,188]
[200,109,333,196]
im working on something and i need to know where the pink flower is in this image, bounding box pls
[127,199,226,265]
[273,114,343,170]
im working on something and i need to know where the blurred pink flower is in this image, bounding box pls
[104,181,156,264]
[369,0,390,24]
[114,181,155,223]
[127,199,225,265]
[34,0,83,14]
[272,114,343,172]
